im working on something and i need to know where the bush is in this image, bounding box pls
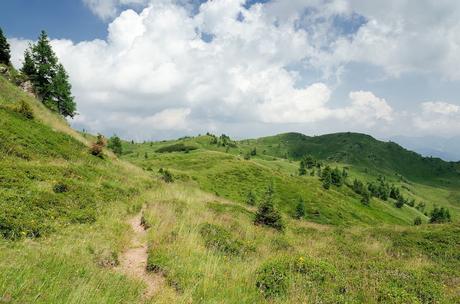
[16,100,34,119]
[159,168,173,183]
[256,258,290,298]
[199,223,245,255]
[413,216,422,225]
[429,207,451,223]
[107,135,122,156]
[53,182,69,193]
[256,256,336,298]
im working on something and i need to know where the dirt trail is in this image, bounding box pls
[117,211,163,300]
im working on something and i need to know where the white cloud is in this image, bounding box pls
[337,91,393,126]
[421,101,459,115]
[11,0,460,139]
[83,0,149,20]
[413,101,460,136]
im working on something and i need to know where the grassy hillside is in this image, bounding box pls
[241,132,460,184]
[122,134,460,225]
[0,76,154,239]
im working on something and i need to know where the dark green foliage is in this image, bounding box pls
[250,147,257,156]
[395,196,405,208]
[254,185,284,231]
[21,48,36,76]
[298,159,307,176]
[330,167,343,186]
[294,199,306,219]
[360,188,371,206]
[246,190,256,206]
[52,63,76,117]
[321,166,332,189]
[0,27,10,65]
[16,100,34,119]
[199,223,246,255]
[107,135,123,156]
[156,143,197,153]
[159,168,173,183]
[53,182,69,193]
[429,207,451,223]
[29,31,58,102]
[413,216,422,225]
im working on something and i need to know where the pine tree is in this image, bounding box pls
[21,47,36,77]
[321,166,332,190]
[254,184,284,231]
[298,159,307,176]
[52,63,76,117]
[0,27,11,65]
[31,31,58,103]
[294,199,306,219]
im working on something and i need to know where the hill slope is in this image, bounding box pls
[242,132,460,185]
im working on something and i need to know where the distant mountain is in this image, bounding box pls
[390,135,460,162]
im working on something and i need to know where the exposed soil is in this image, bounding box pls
[117,211,164,300]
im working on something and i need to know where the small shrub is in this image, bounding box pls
[90,143,104,157]
[53,182,69,193]
[16,100,34,119]
[256,258,290,298]
[159,169,173,183]
[199,223,245,255]
[413,216,422,226]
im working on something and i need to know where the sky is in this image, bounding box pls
[2,0,460,149]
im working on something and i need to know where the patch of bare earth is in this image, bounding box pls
[117,211,164,300]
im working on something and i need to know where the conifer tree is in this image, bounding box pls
[294,198,306,219]
[21,48,36,77]
[321,166,332,190]
[52,63,76,117]
[298,159,307,176]
[0,27,11,65]
[254,184,284,231]
[31,31,58,102]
